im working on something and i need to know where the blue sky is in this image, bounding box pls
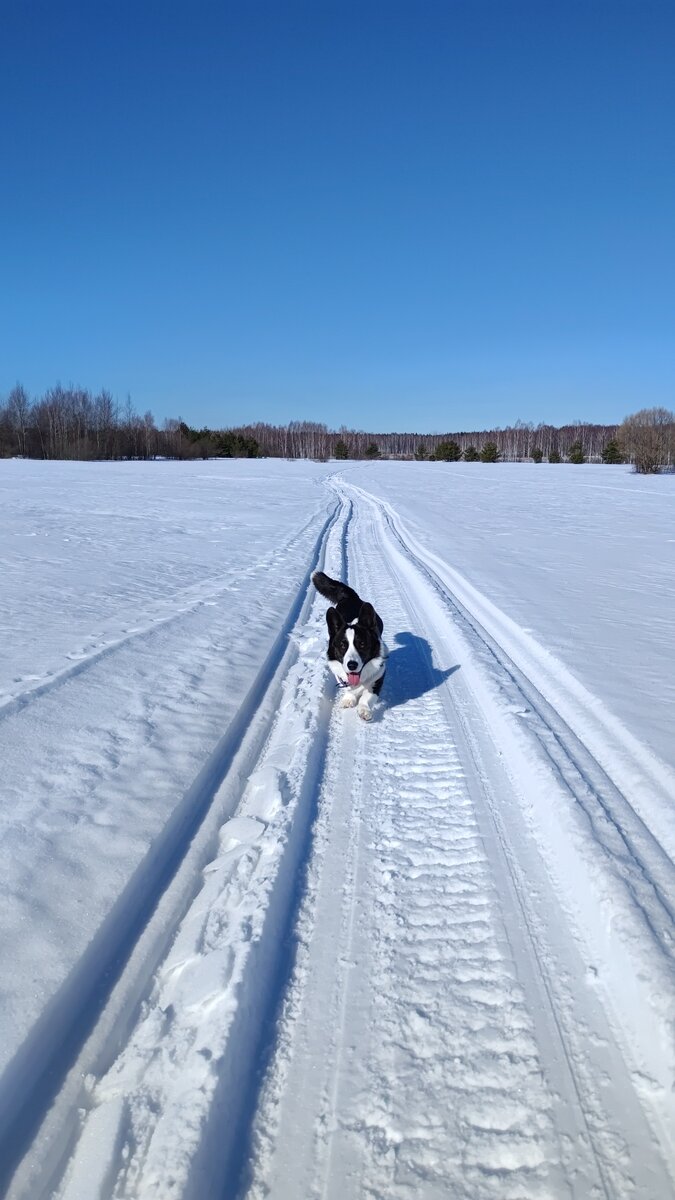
[1,0,673,432]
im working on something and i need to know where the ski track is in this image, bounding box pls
[2,496,345,1200]
[0,508,324,721]
[7,478,675,1199]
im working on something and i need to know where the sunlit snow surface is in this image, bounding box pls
[0,459,333,1073]
[358,460,675,772]
[1,458,674,1200]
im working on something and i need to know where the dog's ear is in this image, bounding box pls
[359,602,377,627]
[326,607,344,636]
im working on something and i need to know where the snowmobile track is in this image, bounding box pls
[371,486,675,958]
[343,481,675,1177]
[241,482,674,1200]
[7,480,675,1200]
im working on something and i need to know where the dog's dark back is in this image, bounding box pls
[312,571,384,637]
[311,571,362,625]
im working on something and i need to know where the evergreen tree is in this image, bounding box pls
[568,439,585,464]
[334,439,348,460]
[480,442,500,463]
[414,444,427,460]
[435,439,461,462]
[215,431,259,457]
[365,442,380,459]
[548,449,562,463]
[531,447,543,462]
[463,445,479,462]
[602,438,625,464]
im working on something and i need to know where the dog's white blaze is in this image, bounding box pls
[343,627,363,674]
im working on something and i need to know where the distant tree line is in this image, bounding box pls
[216,416,670,468]
[206,418,624,462]
[0,385,261,461]
[1,384,672,472]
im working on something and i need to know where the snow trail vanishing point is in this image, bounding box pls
[5,477,675,1199]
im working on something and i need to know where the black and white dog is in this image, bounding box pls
[312,571,387,720]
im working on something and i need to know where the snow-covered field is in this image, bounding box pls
[1,459,674,1199]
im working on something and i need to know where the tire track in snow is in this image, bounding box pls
[238,711,367,1200]
[244,483,674,1199]
[345,482,675,1189]
[322,497,569,1198]
[245,492,574,1198]
[368,485,675,956]
[3,498,347,1200]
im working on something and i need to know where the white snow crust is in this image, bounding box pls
[359,461,675,774]
[1,459,673,1200]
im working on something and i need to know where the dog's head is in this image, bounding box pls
[327,602,381,686]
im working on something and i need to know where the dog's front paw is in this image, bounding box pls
[340,691,358,708]
[357,704,374,721]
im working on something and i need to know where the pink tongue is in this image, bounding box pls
[347,672,361,687]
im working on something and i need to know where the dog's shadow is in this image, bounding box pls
[383,631,459,710]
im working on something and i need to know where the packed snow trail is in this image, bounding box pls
[243,483,675,1200]
[7,478,675,1198]
[353,481,675,1119]
[245,628,566,1197]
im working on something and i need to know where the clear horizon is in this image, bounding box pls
[1,1,673,433]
